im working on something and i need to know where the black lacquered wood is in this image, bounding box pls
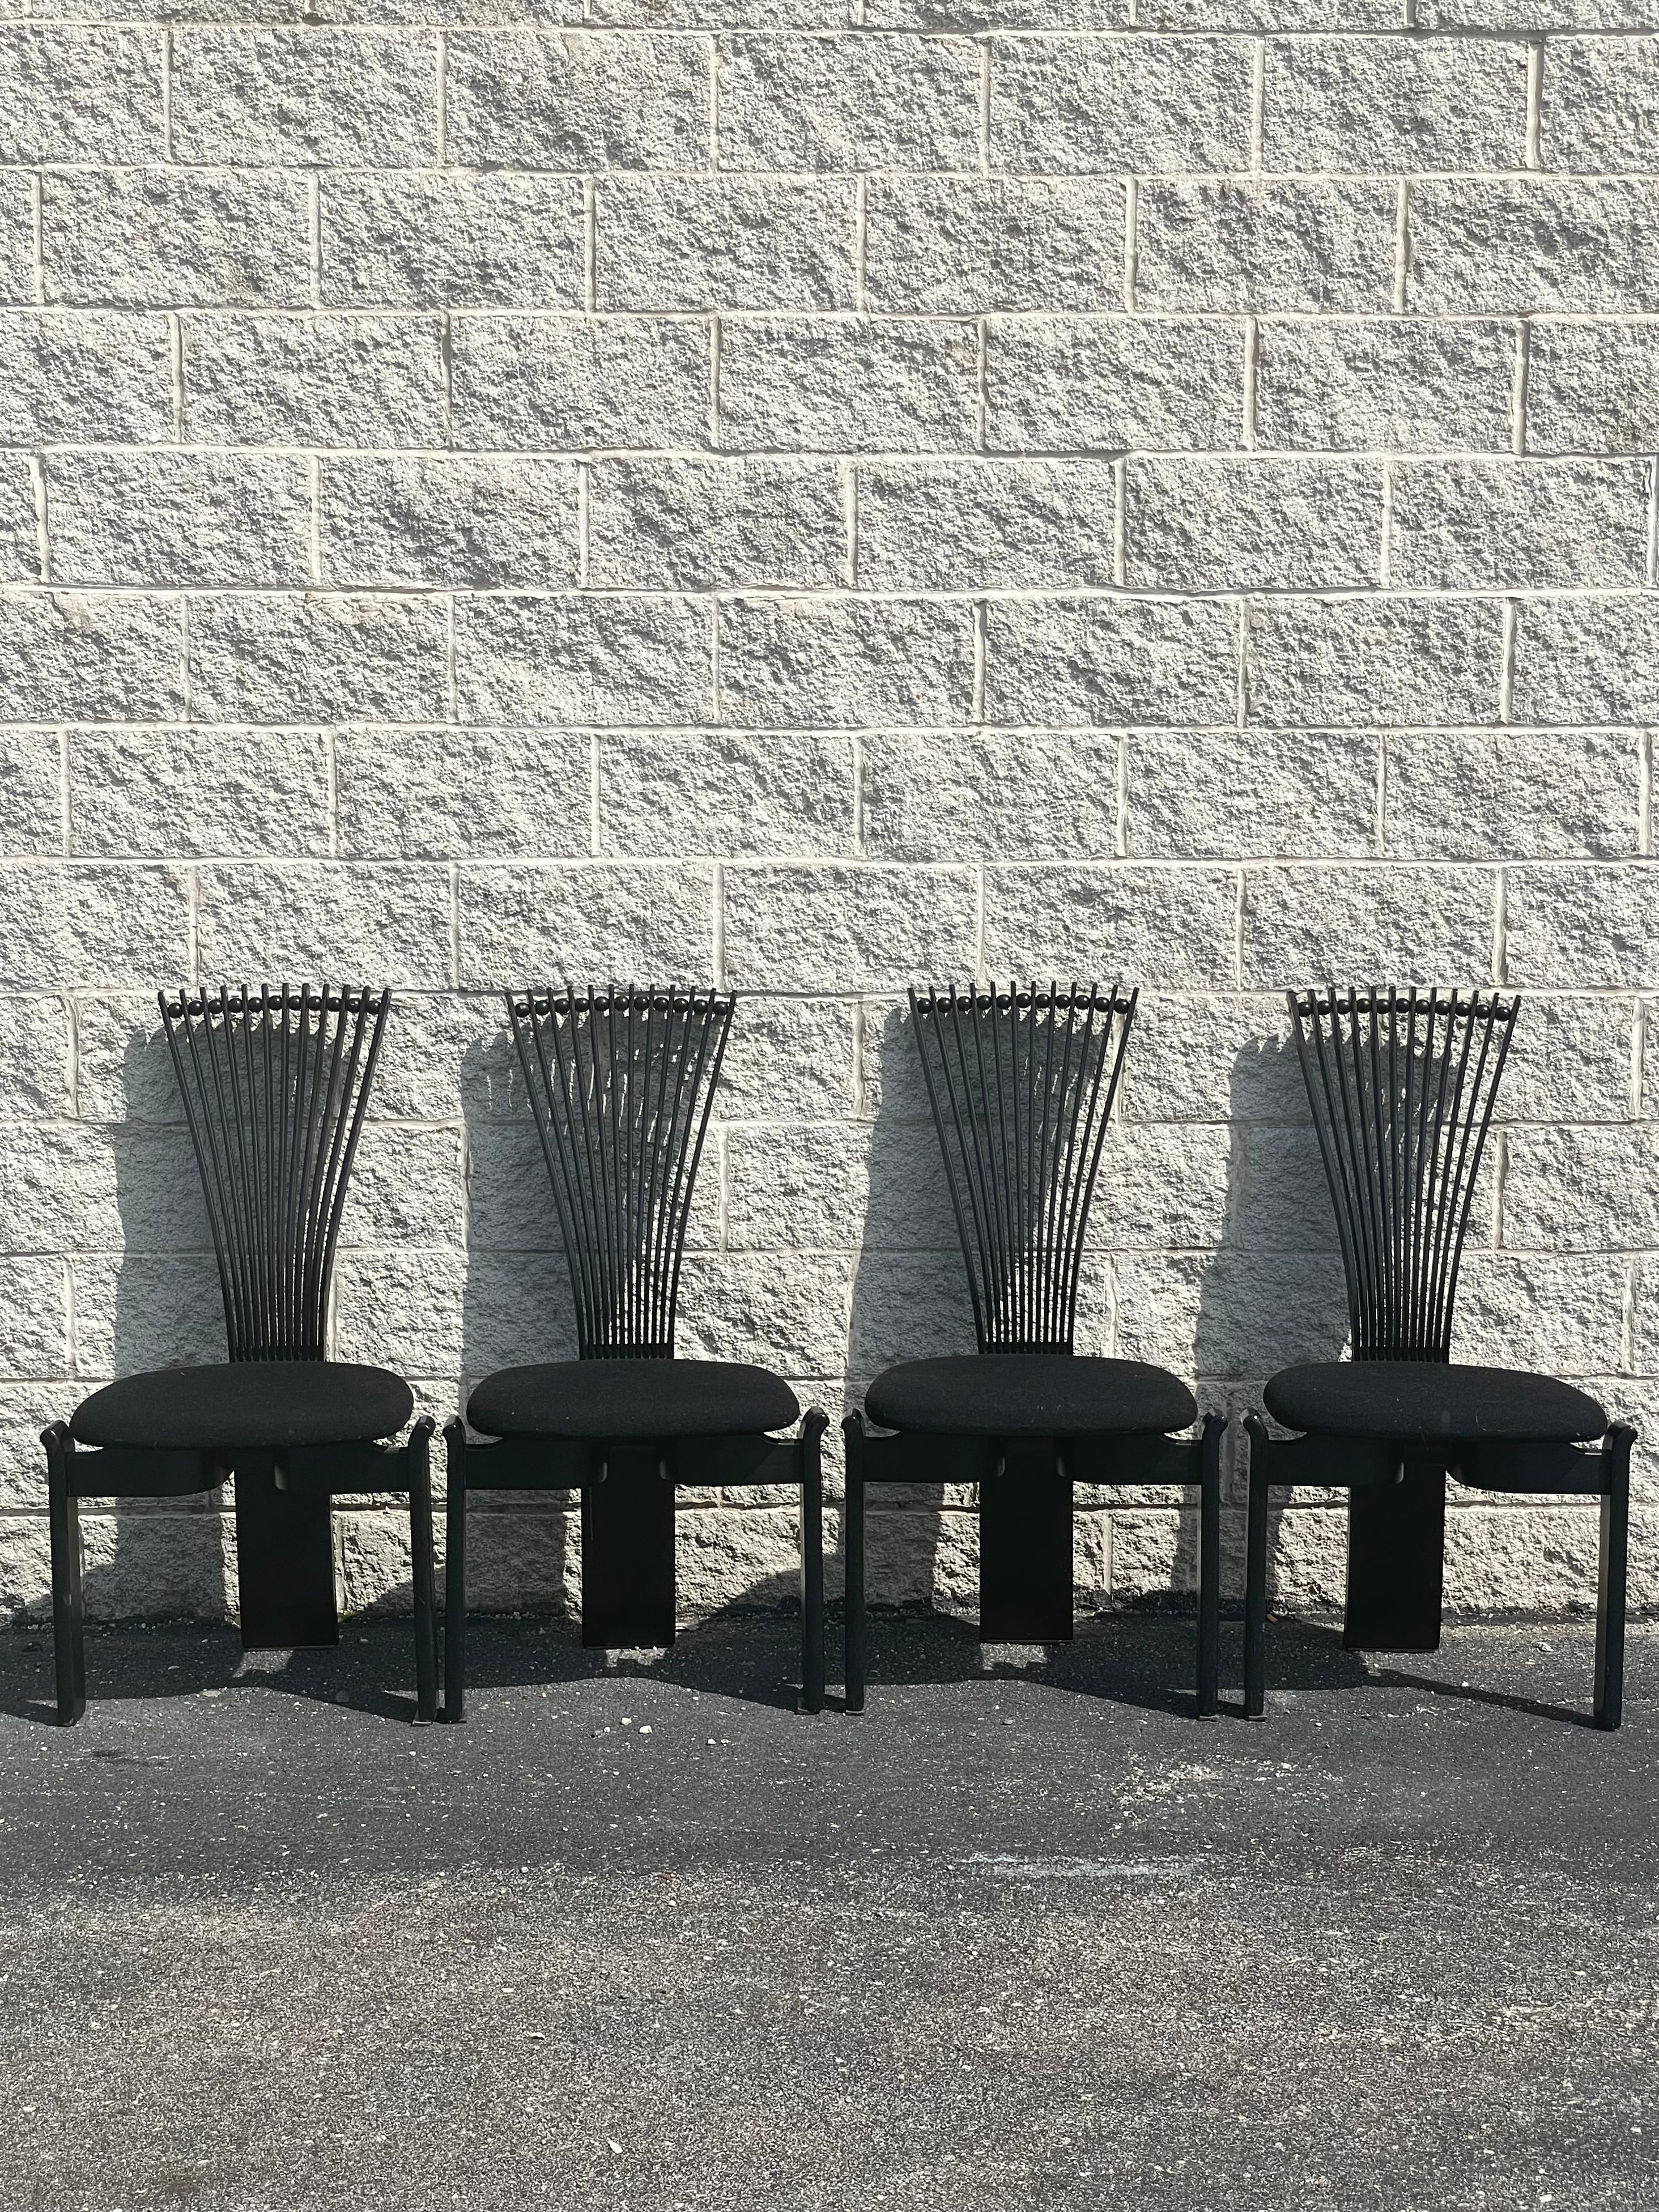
[161,982,390,1362]
[46,984,437,1726]
[509,982,733,1360]
[848,979,1217,1715]
[1247,985,1636,1726]
[1288,985,1517,1364]
[910,980,1136,1355]
[445,986,826,1713]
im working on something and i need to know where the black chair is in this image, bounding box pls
[43,984,437,1725]
[1243,986,1634,1729]
[844,981,1224,1715]
[443,984,828,1718]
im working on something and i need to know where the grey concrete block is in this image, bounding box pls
[184,313,447,447]
[720,32,980,170]
[454,594,713,724]
[0,25,161,163]
[719,316,977,453]
[1526,321,1659,452]
[194,861,454,989]
[987,316,1244,453]
[322,171,585,307]
[599,731,856,857]
[1254,317,1516,453]
[187,593,450,724]
[337,725,591,859]
[455,861,715,986]
[985,597,1238,727]
[1408,180,1659,314]
[0,593,184,721]
[862,730,1122,860]
[1386,727,1640,861]
[0,313,172,445]
[1126,457,1383,592]
[1137,180,1397,313]
[1239,864,1496,989]
[857,458,1118,589]
[597,177,856,310]
[0,174,30,305]
[447,30,708,169]
[48,451,313,589]
[722,863,978,990]
[69,726,331,858]
[982,863,1239,987]
[1390,459,1652,590]
[44,168,310,308]
[0,734,65,858]
[1262,33,1529,174]
[321,454,578,588]
[1245,595,1505,727]
[451,315,711,450]
[717,594,975,727]
[1127,726,1379,859]
[171,28,438,165]
[991,33,1253,174]
[1541,33,1659,173]
[1509,597,1659,725]
[866,177,1124,313]
[587,457,847,589]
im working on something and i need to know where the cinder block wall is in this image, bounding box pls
[2,3,1657,1628]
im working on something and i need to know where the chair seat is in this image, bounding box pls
[1264,1361,1607,1445]
[864,1354,1198,1438]
[70,1362,414,1450]
[467,1359,801,1441]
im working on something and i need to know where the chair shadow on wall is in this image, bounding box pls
[448,1018,812,1716]
[842,1001,1376,1713]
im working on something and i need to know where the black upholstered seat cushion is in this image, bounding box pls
[1264,1362,1607,1445]
[864,1354,1198,1438]
[467,1359,800,1441]
[71,1362,414,1450]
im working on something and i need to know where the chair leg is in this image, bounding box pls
[1196,1413,1223,1719]
[442,1419,468,1724]
[843,1412,866,1716]
[45,1423,86,1726]
[1242,1415,1270,1720]
[1594,1424,1633,1732]
[799,1411,827,1715]
[408,1419,438,1725]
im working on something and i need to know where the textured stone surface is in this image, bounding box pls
[171,28,438,165]
[720,31,980,170]
[988,316,1244,453]
[3,7,1656,1633]
[451,316,709,451]
[1136,180,1397,312]
[321,171,585,307]
[865,177,1125,313]
[45,167,310,307]
[446,30,707,170]
[1255,318,1516,453]
[184,313,448,448]
[720,317,977,453]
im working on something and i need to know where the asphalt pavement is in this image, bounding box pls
[1,1611,1654,2211]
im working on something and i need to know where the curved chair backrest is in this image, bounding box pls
[1288,985,1520,1363]
[509,983,735,1360]
[909,980,1137,1355]
[160,982,390,1362]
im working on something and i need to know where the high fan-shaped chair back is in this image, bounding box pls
[160,983,390,1362]
[1288,985,1519,1363]
[909,980,1137,1355]
[509,983,734,1360]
